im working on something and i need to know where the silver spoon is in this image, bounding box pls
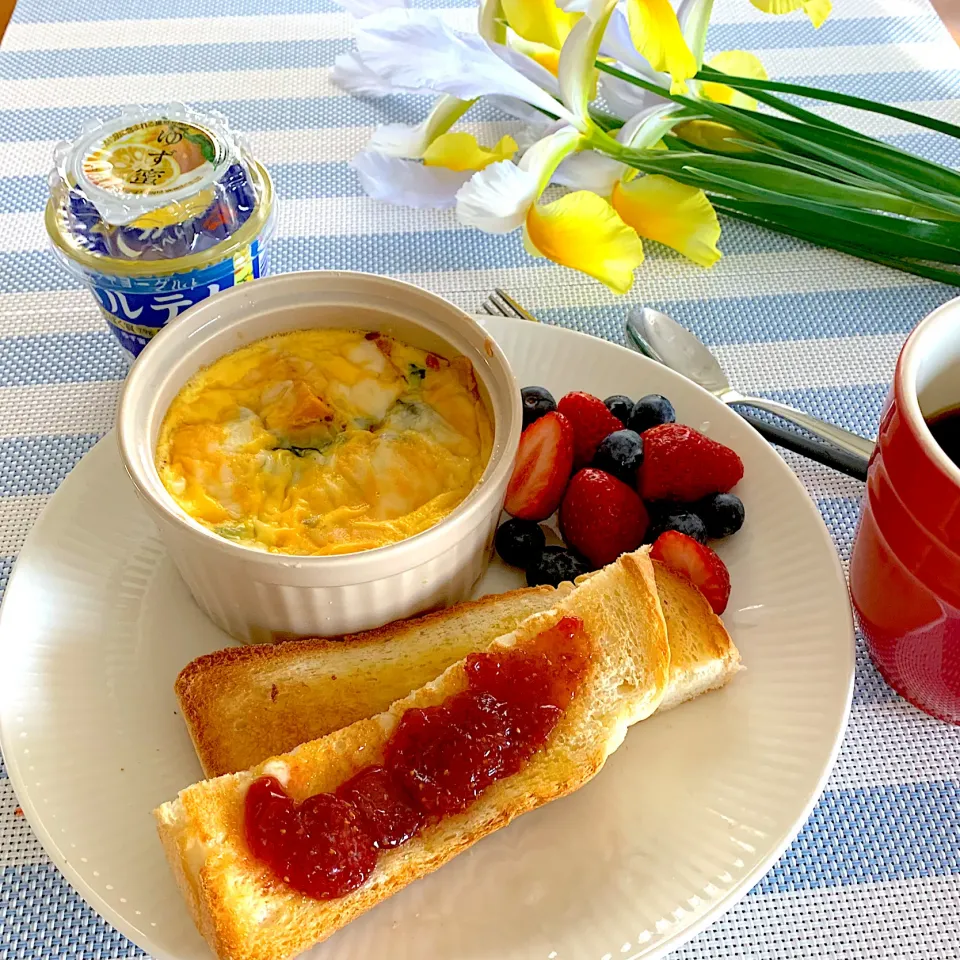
[626,306,875,462]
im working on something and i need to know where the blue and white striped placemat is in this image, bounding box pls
[2,1,960,957]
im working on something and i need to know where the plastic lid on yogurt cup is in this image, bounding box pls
[46,103,270,268]
[56,103,237,226]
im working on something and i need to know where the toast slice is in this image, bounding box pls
[156,550,673,960]
[177,584,573,778]
[177,562,739,778]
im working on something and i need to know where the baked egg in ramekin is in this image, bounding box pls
[117,271,522,643]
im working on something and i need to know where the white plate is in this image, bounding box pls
[0,316,854,960]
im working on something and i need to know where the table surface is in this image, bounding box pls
[1,1,960,958]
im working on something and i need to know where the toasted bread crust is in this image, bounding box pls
[177,584,571,778]
[156,550,673,960]
[651,561,740,711]
[176,584,560,684]
[178,561,737,779]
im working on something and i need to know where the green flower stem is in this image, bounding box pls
[694,65,960,141]
[597,60,960,200]
[712,200,960,287]
[593,60,960,279]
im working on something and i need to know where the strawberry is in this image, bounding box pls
[559,468,648,568]
[651,531,731,614]
[557,392,624,469]
[639,423,744,501]
[504,411,574,521]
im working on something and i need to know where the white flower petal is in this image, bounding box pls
[618,102,685,147]
[553,150,627,194]
[368,95,472,158]
[331,52,394,97]
[477,0,506,44]
[486,95,557,130]
[352,151,470,208]
[558,0,617,125]
[514,116,568,150]
[489,41,562,98]
[456,160,539,233]
[678,0,713,66]
[456,126,582,233]
[600,73,666,119]
[518,126,584,182]
[355,10,573,123]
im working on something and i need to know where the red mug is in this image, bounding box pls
[850,298,960,723]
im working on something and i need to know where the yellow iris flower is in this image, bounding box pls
[524,190,645,294]
[422,132,518,172]
[701,50,769,110]
[611,174,721,268]
[507,31,562,76]
[749,0,831,28]
[625,0,697,94]
[502,0,579,49]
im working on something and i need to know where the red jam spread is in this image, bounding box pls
[244,616,591,900]
[244,777,377,899]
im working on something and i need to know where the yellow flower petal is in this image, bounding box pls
[672,119,755,154]
[701,50,768,110]
[502,0,578,49]
[524,190,645,294]
[802,0,832,28]
[422,132,518,172]
[611,175,721,268]
[749,0,831,28]
[625,0,697,94]
[507,31,562,76]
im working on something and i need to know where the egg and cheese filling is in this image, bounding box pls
[155,328,493,555]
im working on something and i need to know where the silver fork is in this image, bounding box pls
[480,288,539,322]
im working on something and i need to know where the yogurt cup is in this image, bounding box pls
[45,104,275,360]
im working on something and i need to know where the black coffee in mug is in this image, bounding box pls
[927,406,960,468]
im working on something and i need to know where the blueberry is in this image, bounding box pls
[592,429,644,484]
[648,511,708,545]
[695,493,745,539]
[521,386,557,430]
[526,546,591,587]
[603,394,634,423]
[629,394,676,434]
[495,518,546,568]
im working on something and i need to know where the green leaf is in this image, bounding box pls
[676,149,960,221]
[731,110,960,198]
[693,66,960,142]
[616,144,960,259]
[709,191,960,264]
[712,199,960,287]
[597,61,960,203]
[684,99,960,217]
[182,128,217,165]
[721,139,886,191]
[696,65,856,136]
[588,106,623,132]
[672,152,925,211]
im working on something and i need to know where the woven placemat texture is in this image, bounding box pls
[1,1,959,957]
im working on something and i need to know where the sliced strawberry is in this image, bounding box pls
[504,411,574,521]
[557,392,624,470]
[639,424,744,501]
[559,468,648,569]
[650,531,731,614]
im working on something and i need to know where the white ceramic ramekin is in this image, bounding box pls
[117,271,522,643]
